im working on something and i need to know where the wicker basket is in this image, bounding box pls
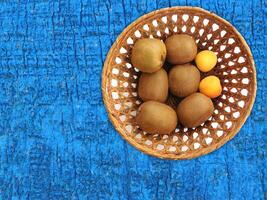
[102,7,256,159]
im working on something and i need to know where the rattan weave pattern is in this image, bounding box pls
[102,7,256,159]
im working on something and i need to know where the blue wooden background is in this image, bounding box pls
[0,0,266,199]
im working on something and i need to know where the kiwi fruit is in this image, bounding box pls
[165,34,197,64]
[131,38,166,73]
[138,68,168,102]
[177,93,214,128]
[136,101,178,134]
[169,64,200,97]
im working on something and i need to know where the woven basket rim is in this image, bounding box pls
[101,6,257,160]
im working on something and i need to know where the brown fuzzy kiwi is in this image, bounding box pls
[165,34,197,64]
[138,68,168,102]
[169,64,200,97]
[136,101,178,134]
[131,38,166,73]
[177,93,214,128]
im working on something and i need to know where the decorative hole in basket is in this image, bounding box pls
[102,7,256,159]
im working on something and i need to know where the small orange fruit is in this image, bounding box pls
[195,50,217,72]
[199,76,222,98]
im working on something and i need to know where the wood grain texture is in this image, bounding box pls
[0,0,265,199]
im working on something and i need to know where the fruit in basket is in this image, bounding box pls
[168,64,200,97]
[195,50,217,72]
[165,34,197,64]
[136,101,177,134]
[177,93,214,128]
[199,75,222,98]
[138,68,168,102]
[131,38,166,73]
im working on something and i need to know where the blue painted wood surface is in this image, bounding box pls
[0,0,266,199]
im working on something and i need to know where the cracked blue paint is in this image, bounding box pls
[0,0,266,200]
